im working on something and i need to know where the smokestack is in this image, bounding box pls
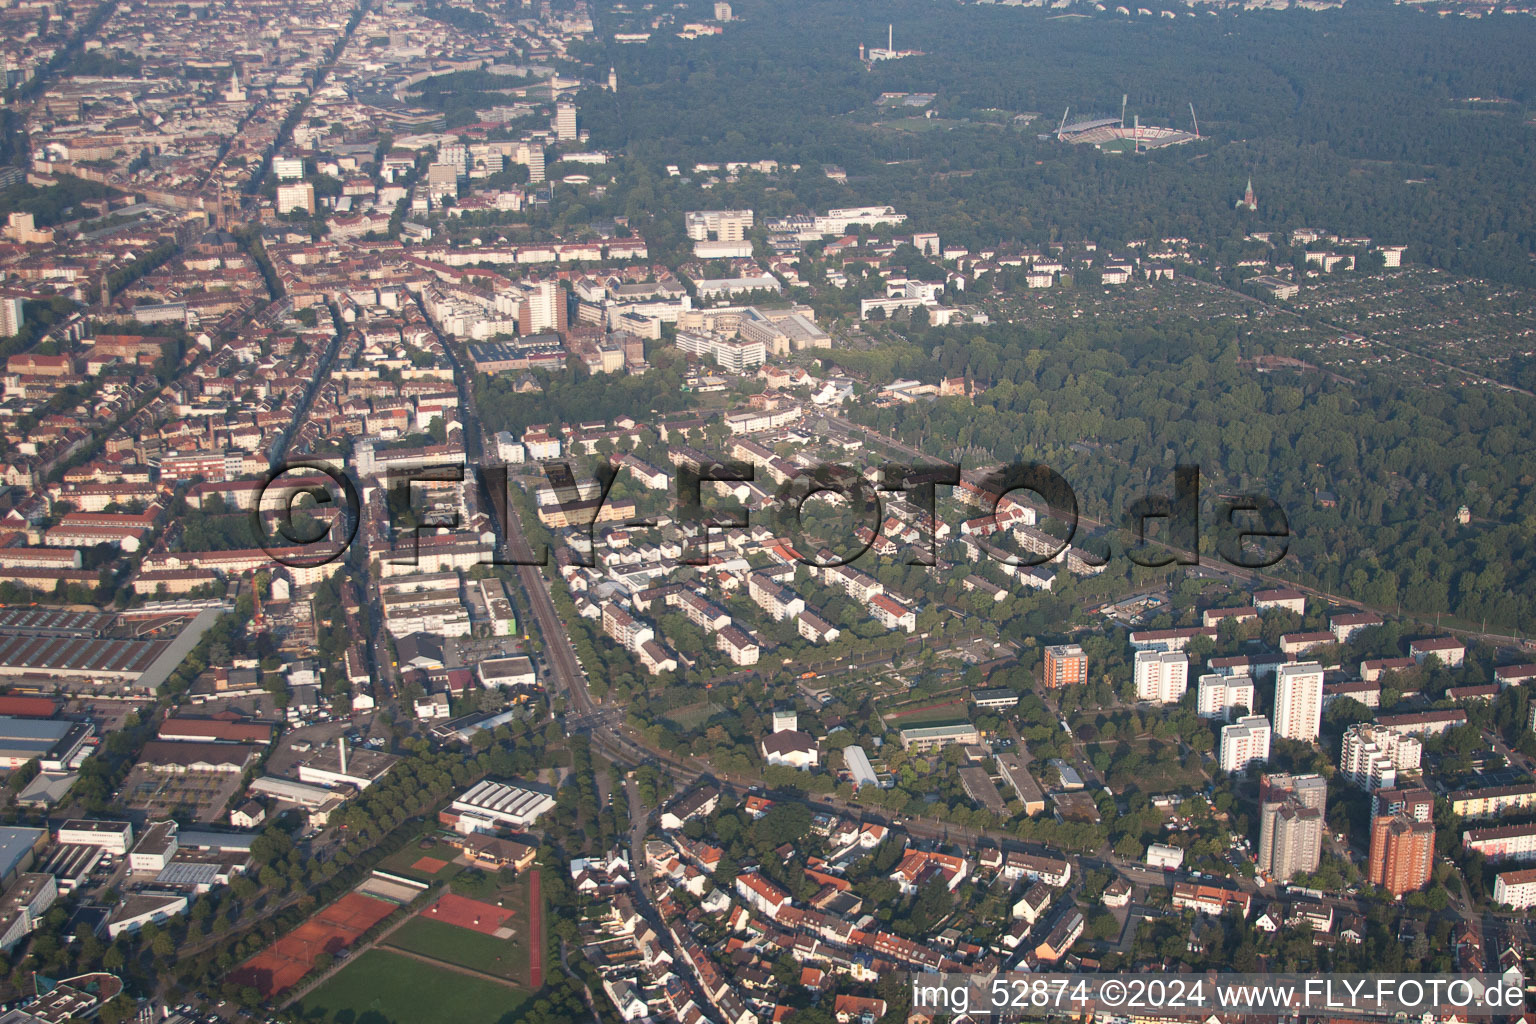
[338,737,348,776]
[888,23,893,51]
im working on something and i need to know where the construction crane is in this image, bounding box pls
[1189,102,1200,139]
[1057,107,1070,139]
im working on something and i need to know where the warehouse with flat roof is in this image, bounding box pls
[0,717,94,770]
[0,827,47,886]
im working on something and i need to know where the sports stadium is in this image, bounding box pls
[1050,103,1201,152]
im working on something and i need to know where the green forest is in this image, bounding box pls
[564,0,1536,285]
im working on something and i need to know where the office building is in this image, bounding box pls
[555,102,577,141]
[1274,662,1324,742]
[56,820,134,856]
[685,209,753,242]
[275,182,315,215]
[898,722,980,753]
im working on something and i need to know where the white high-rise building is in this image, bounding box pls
[1197,672,1255,720]
[1220,715,1272,774]
[275,182,315,215]
[555,102,577,141]
[1340,722,1422,791]
[0,294,23,337]
[1274,662,1324,742]
[1134,650,1189,704]
[685,209,754,242]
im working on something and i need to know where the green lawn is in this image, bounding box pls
[385,915,524,982]
[662,701,722,730]
[374,831,465,883]
[292,949,525,1024]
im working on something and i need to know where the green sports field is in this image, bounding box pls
[292,948,525,1024]
[384,914,524,981]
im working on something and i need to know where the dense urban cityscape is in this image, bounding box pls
[0,0,1534,1022]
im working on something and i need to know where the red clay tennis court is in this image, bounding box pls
[422,892,515,936]
[411,855,449,873]
[231,892,397,997]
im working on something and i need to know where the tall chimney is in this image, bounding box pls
[888,23,893,51]
[338,737,348,776]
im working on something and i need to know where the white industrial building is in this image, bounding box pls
[450,779,557,831]
[56,820,134,856]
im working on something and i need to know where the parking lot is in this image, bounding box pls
[114,765,247,825]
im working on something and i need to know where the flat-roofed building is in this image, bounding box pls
[294,740,398,790]
[959,766,1007,816]
[1043,644,1086,688]
[996,752,1046,816]
[478,656,536,690]
[899,722,980,753]
[1198,672,1255,720]
[0,828,46,886]
[128,821,179,873]
[1220,715,1271,774]
[56,819,133,855]
[1135,649,1188,703]
[0,717,93,770]
[0,872,57,952]
[1340,722,1421,791]
[1274,662,1324,742]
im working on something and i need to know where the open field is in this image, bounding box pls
[375,830,464,883]
[384,915,522,981]
[380,871,536,985]
[661,700,723,730]
[290,948,525,1024]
